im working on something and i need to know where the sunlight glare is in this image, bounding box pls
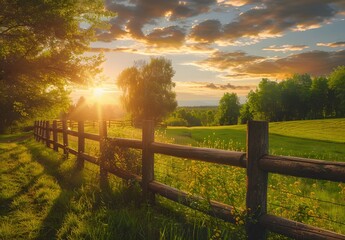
[92,87,105,98]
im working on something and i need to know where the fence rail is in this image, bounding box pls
[33,119,345,240]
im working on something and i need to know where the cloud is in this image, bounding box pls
[100,0,344,50]
[204,82,252,90]
[195,50,345,78]
[146,26,186,47]
[263,44,309,52]
[240,50,345,77]
[189,19,222,43]
[174,81,252,102]
[89,47,136,53]
[103,0,216,42]
[221,0,341,41]
[317,41,345,48]
[196,51,264,71]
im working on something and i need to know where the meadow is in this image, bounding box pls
[1,119,344,239]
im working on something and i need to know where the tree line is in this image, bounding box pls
[240,66,345,123]
[164,66,345,126]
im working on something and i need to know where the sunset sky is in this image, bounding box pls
[76,0,345,106]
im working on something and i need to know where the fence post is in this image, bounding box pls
[77,121,85,170]
[62,120,69,156]
[52,120,58,151]
[42,121,47,143]
[34,121,37,141]
[35,120,39,141]
[99,120,108,188]
[45,121,50,148]
[246,121,269,240]
[142,120,155,204]
[38,120,43,142]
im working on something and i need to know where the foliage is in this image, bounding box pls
[0,0,109,133]
[217,93,240,125]
[2,119,345,239]
[238,103,253,124]
[165,107,217,127]
[242,68,345,122]
[328,66,345,117]
[117,57,177,124]
[0,136,245,240]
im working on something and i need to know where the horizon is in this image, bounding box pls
[73,0,345,106]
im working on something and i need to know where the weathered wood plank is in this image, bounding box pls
[109,138,143,149]
[45,121,50,148]
[106,166,142,182]
[99,120,108,187]
[260,155,345,182]
[77,121,85,170]
[83,132,100,141]
[151,142,246,168]
[66,129,79,137]
[56,142,64,149]
[259,214,345,240]
[80,152,98,164]
[62,120,68,155]
[52,120,58,151]
[142,120,155,203]
[149,181,237,224]
[246,121,269,240]
[68,147,78,156]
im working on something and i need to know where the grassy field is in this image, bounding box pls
[160,118,345,235]
[163,118,345,161]
[0,134,246,239]
[1,119,345,239]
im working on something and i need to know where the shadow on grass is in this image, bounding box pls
[0,173,44,216]
[22,141,84,239]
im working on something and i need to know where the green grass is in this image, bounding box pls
[164,118,345,161]
[1,119,344,239]
[0,136,246,240]
[0,131,32,142]
[162,119,345,235]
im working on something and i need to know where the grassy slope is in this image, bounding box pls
[163,119,345,235]
[0,137,245,240]
[1,119,344,239]
[164,118,345,161]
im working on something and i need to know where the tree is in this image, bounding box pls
[239,102,253,124]
[280,74,312,120]
[328,66,345,117]
[0,0,108,132]
[217,93,240,125]
[247,79,282,121]
[117,57,177,124]
[310,77,329,118]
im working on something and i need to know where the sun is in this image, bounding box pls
[92,87,105,98]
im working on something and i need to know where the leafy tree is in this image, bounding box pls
[328,66,345,117]
[117,57,177,124]
[310,77,329,118]
[247,79,282,121]
[0,0,108,133]
[239,102,253,124]
[217,93,240,125]
[280,74,312,120]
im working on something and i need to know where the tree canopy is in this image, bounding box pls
[0,0,108,132]
[217,93,240,125]
[243,67,345,122]
[117,57,177,124]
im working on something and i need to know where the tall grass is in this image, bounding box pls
[1,119,344,239]
[0,136,247,239]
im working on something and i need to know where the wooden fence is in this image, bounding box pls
[33,120,345,240]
